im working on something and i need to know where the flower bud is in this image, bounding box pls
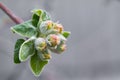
[46,34,60,47]
[40,53,51,61]
[43,53,51,59]
[40,20,53,34]
[59,44,66,52]
[44,20,53,30]
[49,41,66,54]
[35,38,46,51]
[53,23,64,33]
[38,49,52,61]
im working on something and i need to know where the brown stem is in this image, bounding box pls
[0,2,24,24]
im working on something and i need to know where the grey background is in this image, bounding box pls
[0,0,120,80]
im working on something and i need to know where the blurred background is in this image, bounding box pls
[1,0,120,80]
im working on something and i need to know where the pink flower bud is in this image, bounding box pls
[54,23,64,33]
[48,41,67,54]
[46,34,60,47]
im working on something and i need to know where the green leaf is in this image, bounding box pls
[62,31,71,38]
[11,20,37,38]
[32,14,39,27]
[14,39,25,64]
[32,9,42,16]
[19,37,35,62]
[32,9,42,27]
[31,9,51,21]
[30,52,48,76]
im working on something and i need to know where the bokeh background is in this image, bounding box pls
[0,0,120,80]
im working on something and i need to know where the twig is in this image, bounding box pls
[0,2,24,24]
[0,2,28,39]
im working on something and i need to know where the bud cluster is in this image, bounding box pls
[34,20,69,61]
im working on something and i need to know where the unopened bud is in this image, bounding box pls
[54,23,63,33]
[49,41,66,54]
[46,34,60,47]
[43,53,51,59]
[40,20,53,34]
[38,49,52,61]
[46,21,53,29]
[59,44,66,52]
[35,38,46,51]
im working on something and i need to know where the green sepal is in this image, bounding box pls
[11,20,37,38]
[30,52,48,77]
[62,31,71,38]
[14,39,25,64]
[19,37,36,62]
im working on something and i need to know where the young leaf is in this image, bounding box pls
[19,37,35,62]
[62,31,71,38]
[32,14,39,27]
[14,39,25,64]
[32,9,42,27]
[11,20,37,38]
[30,52,48,76]
[32,9,51,21]
[32,9,42,16]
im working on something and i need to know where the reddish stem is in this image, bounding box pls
[0,2,24,24]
